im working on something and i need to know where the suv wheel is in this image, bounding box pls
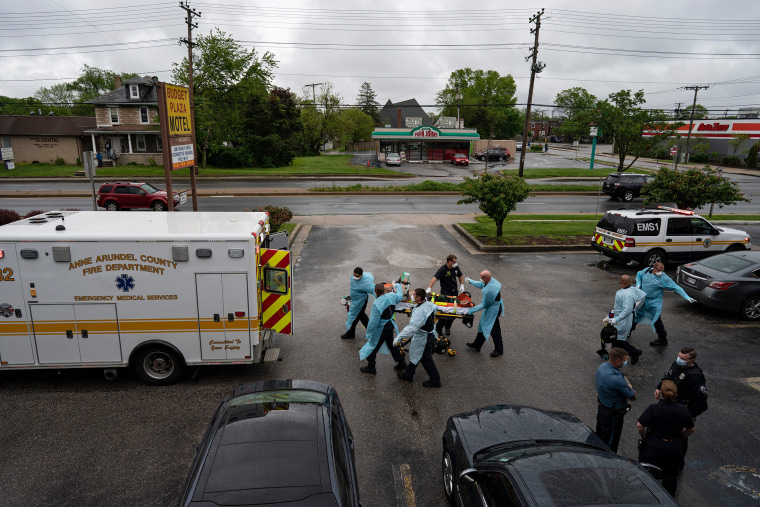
[622,190,635,202]
[105,201,119,211]
[498,156,505,161]
[152,201,167,212]
[642,249,666,268]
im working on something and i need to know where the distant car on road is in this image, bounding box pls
[179,379,361,507]
[386,152,402,166]
[516,142,522,151]
[602,172,655,202]
[676,251,760,320]
[442,404,677,507]
[96,181,185,211]
[450,153,469,165]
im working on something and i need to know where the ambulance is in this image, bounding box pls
[0,210,293,385]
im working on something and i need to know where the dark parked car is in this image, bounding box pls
[602,172,655,202]
[442,405,677,507]
[676,251,760,320]
[96,181,186,211]
[179,380,361,507]
[476,147,510,162]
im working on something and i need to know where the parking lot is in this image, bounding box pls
[1,223,759,506]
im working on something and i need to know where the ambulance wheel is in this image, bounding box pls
[727,244,746,252]
[642,249,665,268]
[151,201,167,212]
[104,201,120,211]
[134,346,183,385]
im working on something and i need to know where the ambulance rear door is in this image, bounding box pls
[0,244,34,365]
[258,249,293,335]
[196,273,251,360]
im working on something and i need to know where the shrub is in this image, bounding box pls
[530,144,544,152]
[746,143,758,168]
[76,158,81,166]
[690,153,709,163]
[147,158,158,167]
[23,210,46,219]
[259,205,293,233]
[0,209,21,226]
[721,155,742,167]
[54,157,65,165]
[710,151,721,162]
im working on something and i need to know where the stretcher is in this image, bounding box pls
[393,295,474,357]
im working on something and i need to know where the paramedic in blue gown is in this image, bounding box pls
[464,270,504,357]
[394,288,441,387]
[359,282,406,374]
[342,267,374,339]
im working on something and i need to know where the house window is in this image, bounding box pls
[130,85,139,99]
[109,107,119,124]
[531,123,535,128]
[140,107,149,124]
[1,137,10,148]
[156,135,162,152]
[136,134,146,152]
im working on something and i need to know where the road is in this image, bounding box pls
[1,223,759,506]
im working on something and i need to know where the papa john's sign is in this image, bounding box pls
[412,126,441,138]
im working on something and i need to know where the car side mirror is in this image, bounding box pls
[640,462,663,480]
[459,468,480,485]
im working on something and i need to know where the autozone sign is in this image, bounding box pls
[697,123,729,132]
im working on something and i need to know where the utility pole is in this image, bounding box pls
[179,0,200,211]
[518,9,545,178]
[304,82,324,107]
[674,85,709,171]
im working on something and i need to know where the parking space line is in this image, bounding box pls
[392,463,416,507]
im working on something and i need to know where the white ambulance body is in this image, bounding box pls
[0,211,293,384]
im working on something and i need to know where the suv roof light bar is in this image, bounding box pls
[657,206,694,215]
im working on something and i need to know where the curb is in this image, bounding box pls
[452,223,595,253]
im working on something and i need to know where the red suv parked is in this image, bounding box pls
[96,181,186,211]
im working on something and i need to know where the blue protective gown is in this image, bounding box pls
[345,272,375,331]
[394,301,438,365]
[359,282,402,361]
[635,268,691,333]
[613,285,647,342]
[466,277,504,340]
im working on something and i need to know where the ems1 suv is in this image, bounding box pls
[591,207,751,267]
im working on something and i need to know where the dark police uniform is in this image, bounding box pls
[595,361,635,453]
[657,361,707,458]
[432,263,462,335]
[638,400,694,496]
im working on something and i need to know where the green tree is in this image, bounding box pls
[554,87,597,141]
[594,90,677,172]
[298,82,343,153]
[67,65,137,103]
[356,82,380,122]
[746,143,758,168]
[338,108,375,147]
[172,28,277,168]
[436,68,520,138]
[0,96,44,115]
[33,83,80,116]
[676,103,708,120]
[458,173,530,236]
[241,87,302,167]
[729,133,751,156]
[641,166,750,210]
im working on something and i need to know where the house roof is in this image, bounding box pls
[0,115,96,136]
[86,76,159,105]
[379,98,433,128]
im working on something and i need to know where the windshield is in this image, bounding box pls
[478,441,601,464]
[698,254,754,274]
[140,183,161,194]
[227,389,328,407]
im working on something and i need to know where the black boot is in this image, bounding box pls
[394,358,406,371]
[360,364,376,374]
[649,336,668,347]
[341,331,355,339]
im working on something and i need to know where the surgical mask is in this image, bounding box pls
[353,276,361,281]
[676,357,689,367]
[452,263,458,268]
[622,359,629,367]
[654,271,663,277]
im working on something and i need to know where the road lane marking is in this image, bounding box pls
[392,463,416,507]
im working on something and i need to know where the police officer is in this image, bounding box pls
[654,346,707,459]
[595,347,637,453]
[637,380,695,497]
[426,254,464,337]
[394,288,441,387]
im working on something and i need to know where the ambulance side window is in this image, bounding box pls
[264,268,288,294]
[666,218,691,236]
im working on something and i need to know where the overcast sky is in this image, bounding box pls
[2,0,759,119]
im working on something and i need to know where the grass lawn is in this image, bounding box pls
[309,181,599,192]
[279,223,296,235]
[0,156,407,178]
